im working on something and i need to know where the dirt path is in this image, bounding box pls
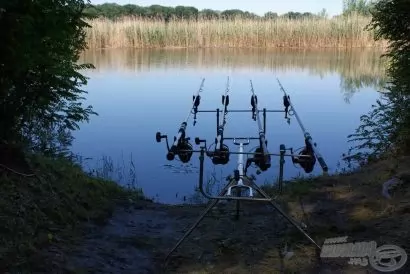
[41,163,410,274]
[48,197,405,274]
[63,203,177,273]
[56,200,305,273]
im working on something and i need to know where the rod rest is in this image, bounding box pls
[198,148,272,201]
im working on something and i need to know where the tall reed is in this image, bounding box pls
[85,14,385,49]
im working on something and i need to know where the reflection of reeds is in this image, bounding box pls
[80,48,385,73]
[83,153,140,191]
[85,15,385,49]
[79,48,387,96]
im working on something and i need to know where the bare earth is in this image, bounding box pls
[43,157,410,274]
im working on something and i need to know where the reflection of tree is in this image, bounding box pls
[344,91,408,167]
[80,48,386,101]
[340,74,387,103]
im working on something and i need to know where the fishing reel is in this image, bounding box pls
[253,147,271,171]
[290,140,316,173]
[210,144,230,165]
[156,131,194,163]
[194,137,230,165]
[245,144,272,174]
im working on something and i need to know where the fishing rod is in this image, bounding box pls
[209,76,231,165]
[245,80,271,172]
[277,78,328,174]
[156,78,205,163]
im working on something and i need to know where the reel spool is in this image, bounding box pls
[211,144,230,165]
[291,142,316,173]
[176,140,194,163]
[156,131,194,163]
[166,138,194,163]
[244,146,272,174]
[252,147,271,171]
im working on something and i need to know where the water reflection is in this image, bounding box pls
[73,48,386,204]
[80,48,386,102]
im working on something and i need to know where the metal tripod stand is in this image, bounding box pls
[164,139,322,264]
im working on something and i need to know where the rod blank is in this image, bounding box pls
[250,80,271,170]
[277,78,328,174]
[167,78,205,161]
[216,76,230,151]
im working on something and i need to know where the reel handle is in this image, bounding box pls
[156,132,167,143]
[195,137,206,145]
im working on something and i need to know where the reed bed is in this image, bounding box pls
[85,14,386,49]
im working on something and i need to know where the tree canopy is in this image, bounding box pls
[0,0,96,156]
[84,3,323,20]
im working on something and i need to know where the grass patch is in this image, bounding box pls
[0,151,145,272]
[261,176,320,201]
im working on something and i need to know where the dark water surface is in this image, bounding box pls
[73,48,385,204]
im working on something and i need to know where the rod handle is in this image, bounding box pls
[317,157,328,173]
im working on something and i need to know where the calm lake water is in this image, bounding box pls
[73,48,385,204]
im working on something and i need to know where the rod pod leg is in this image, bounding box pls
[164,177,235,264]
[250,182,321,250]
[235,189,241,220]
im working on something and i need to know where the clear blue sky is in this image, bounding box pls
[90,0,344,17]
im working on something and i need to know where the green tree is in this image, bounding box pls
[199,9,220,19]
[220,9,245,19]
[343,0,374,16]
[264,12,278,19]
[317,8,328,18]
[0,0,96,156]
[97,3,124,19]
[282,12,303,19]
[145,5,173,20]
[346,0,410,165]
[122,4,147,17]
[174,6,199,20]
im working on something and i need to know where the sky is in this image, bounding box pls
[90,0,344,17]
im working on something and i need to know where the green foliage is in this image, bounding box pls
[84,3,322,21]
[345,0,410,165]
[282,11,319,20]
[200,9,220,19]
[175,6,199,20]
[0,0,96,156]
[0,154,144,272]
[343,0,375,16]
[264,12,278,19]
